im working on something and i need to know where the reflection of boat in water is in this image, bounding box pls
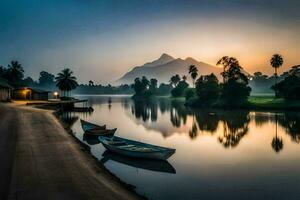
[80,119,116,137]
[101,150,176,174]
[85,128,117,136]
[83,133,100,145]
[99,136,176,160]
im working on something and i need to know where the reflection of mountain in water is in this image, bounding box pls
[101,150,176,174]
[123,98,300,149]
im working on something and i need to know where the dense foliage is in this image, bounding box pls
[195,73,220,105]
[220,61,251,105]
[273,66,300,100]
[171,80,189,97]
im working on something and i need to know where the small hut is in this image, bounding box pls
[12,87,50,100]
[0,78,13,101]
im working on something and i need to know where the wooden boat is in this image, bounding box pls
[99,136,176,160]
[85,128,117,137]
[80,119,106,132]
[80,119,116,137]
[101,150,176,174]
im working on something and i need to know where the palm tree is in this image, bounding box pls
[217,56,239,83]
[169,74,181,87]
[182,75,187,81]
[188,65,198,87]
[7,60,24,86]
[55,68,78,98]
[270,54,283,97]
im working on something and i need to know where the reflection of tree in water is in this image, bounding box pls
[272,114,283,153]
[128,98,251,144]
[278,112,300,143]
[189,120,198,139]
[159,99,170,114]
[60,112,79,127]
[217,111,250,148]
[194,111,219,134]
[170,101,190,128]
[131,99,158,122]
[108,97,112,110]
[253,112,272,127]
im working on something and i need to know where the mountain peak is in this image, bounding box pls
[143,53,175,68]
[185,57,198,63]
[159,53,174,60]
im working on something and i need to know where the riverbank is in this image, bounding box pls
[0,102,141,200]
[183,95,300,111]
[246,96,300,110]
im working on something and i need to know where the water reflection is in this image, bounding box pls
[101,151,176,174]
[60,112,79,127]
[124,98,300,150]
[66,96,300,200]
[83,133,101,145]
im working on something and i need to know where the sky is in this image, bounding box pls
[0,0,299,84]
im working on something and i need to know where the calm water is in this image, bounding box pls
[62,95,300,200]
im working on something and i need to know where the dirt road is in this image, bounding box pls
[0,103,140,200]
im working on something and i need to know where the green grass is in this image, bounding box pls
[247,96,300,110]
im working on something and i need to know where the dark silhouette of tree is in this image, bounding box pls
[39,71,55,89]
[149,78,158,94]
[270,54,283,97]
[217,56,239,83]
[272,67,300,100]
[169,74,181,87]
[188,65,198,87]
[22,77,36,87]
[157,83,173,96]
[131,76,153,99]
[7,61,24,86]
[195,73,220,105]
[171,79,189,97]
[219,57,251,106]
[88,80,94,86]
[182,75,187,81]
[55,68,78,98]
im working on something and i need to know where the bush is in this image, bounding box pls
[171,80,189,97]
[185,88,196,100]
[221,80,251,105]
[273,74,300,100]
[195,73,220,105]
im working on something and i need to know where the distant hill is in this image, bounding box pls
[117,53,222,84]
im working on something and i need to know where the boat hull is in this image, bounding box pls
[80,119,106,132]
[85,128,117,137]
[99,136,176,160]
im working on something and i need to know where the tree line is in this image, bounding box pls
[132,54,300,106]
[0,61,79,98]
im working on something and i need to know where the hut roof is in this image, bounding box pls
[15,87,51,93]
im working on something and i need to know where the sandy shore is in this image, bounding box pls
[0,102,141,200]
